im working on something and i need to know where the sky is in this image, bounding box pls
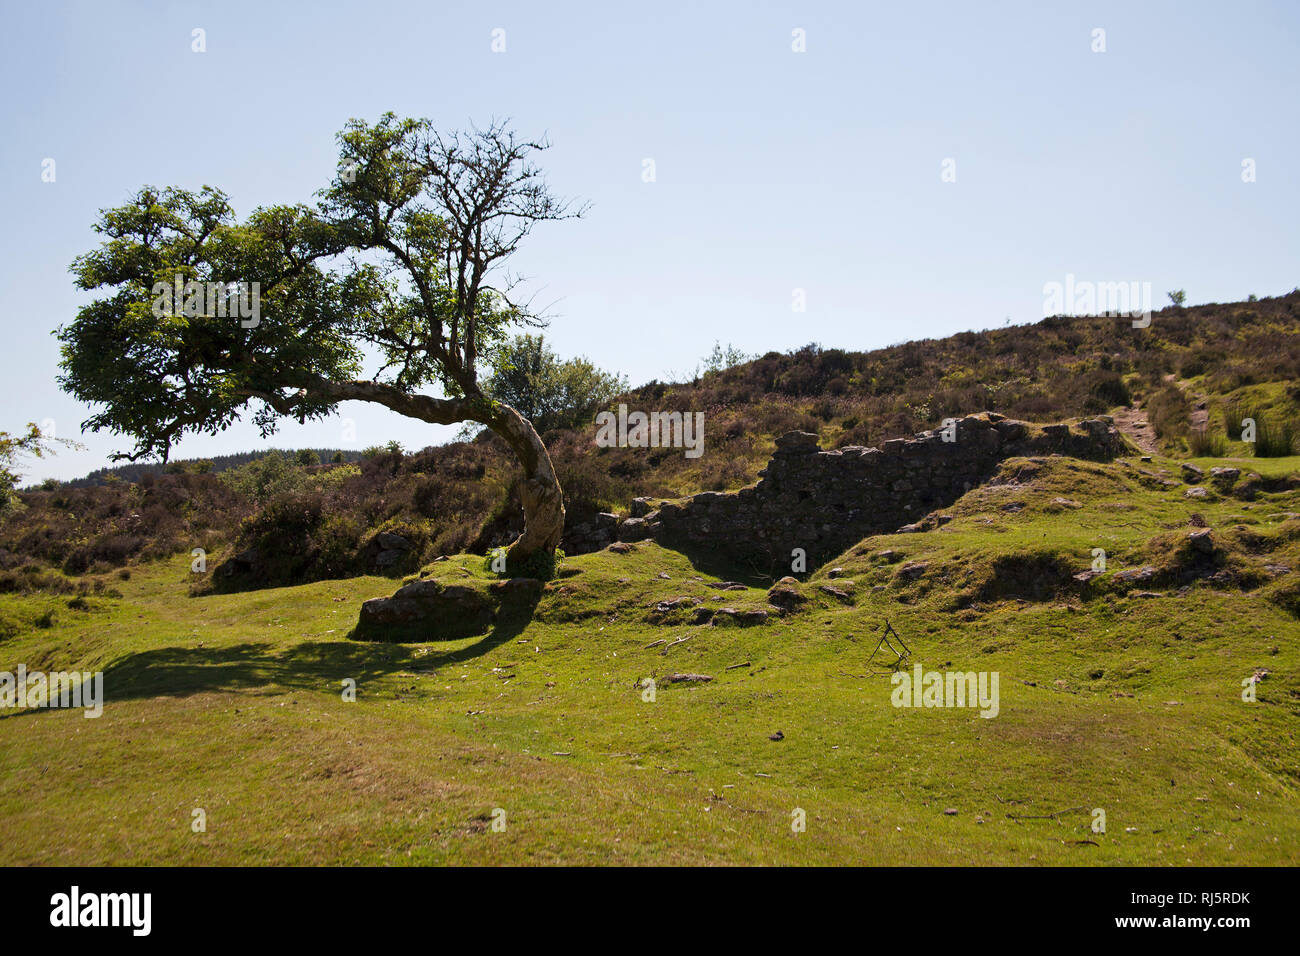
[1,0,1297,481]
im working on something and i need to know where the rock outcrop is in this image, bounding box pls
[354,575,543,641]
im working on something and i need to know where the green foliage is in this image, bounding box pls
[57,113,578,474]
[0,423,79,510]
[484,544,565,580]
[361,441,404,460]
[58,185,366,461]
[219,451,304,503]
[1167,289,1187,307]
[1144,384,1190,441]
[702,340,753,375]
[218,450,361,505]
[295,449,321,467]
[483,335,626,433]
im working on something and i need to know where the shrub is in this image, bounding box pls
[1084,371,1131,411]
[484,334,628,433]
[1187,428,1227,457]
[1225,404,1297,457]
[483,546,564,581]
[1145,384,1190,441]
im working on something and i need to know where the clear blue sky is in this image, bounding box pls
[2,0,1297,481]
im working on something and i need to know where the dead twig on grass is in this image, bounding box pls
[1006,805,1088,821]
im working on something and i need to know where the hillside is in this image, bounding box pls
[1,441,1297,864]
[4,292,1300,589]
[60,449,366,489]
[2,294,1299,865]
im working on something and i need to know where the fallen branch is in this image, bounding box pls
[1006,805,1088,821]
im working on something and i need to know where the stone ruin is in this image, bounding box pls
[617,412,1129,575]
[354,412,1131,639]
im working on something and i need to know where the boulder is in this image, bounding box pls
[374,531,412,551]
[629,497,655,518]
[652,596,700,614]
[221,546,261,576]
[356,579,496,641]
[1187,528,1215,554]
[1209,466,1240,490]
[711,607,769,626]
[489,577,545,610]
[898,561,928,581]
[766,578,806,612]
[1113,566,1157,583]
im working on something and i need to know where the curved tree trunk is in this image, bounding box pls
[269,379,566,566]
[486,404,566,564]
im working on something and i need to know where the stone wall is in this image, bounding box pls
[643,413,1128,574]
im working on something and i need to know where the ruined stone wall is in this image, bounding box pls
[644,413,1127,574]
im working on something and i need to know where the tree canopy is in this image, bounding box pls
[59,114,583,561]
[483,334,627,434]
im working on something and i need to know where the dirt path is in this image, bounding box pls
[1114,377,1211,455]
[1112,403,1159,454]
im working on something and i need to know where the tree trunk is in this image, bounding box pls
[486,404,566,564]
[278,379,566,565]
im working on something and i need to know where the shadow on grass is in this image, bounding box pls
[657,540,775,587]
[0,605,539,718]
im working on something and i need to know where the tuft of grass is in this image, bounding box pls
[1186,428,1226,457]
[1224,403,1297,457]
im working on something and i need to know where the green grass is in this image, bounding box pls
[2,452,1298,865]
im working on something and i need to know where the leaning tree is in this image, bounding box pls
[58,114,583,568]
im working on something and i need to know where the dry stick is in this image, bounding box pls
[1006,805,1088,821]
[644,639,666,649]
[726,661,751,671]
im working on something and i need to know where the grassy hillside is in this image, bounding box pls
[2,447,1297,865]
[5,292,1300,591]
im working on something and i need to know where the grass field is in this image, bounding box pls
[2,452,1298,865]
